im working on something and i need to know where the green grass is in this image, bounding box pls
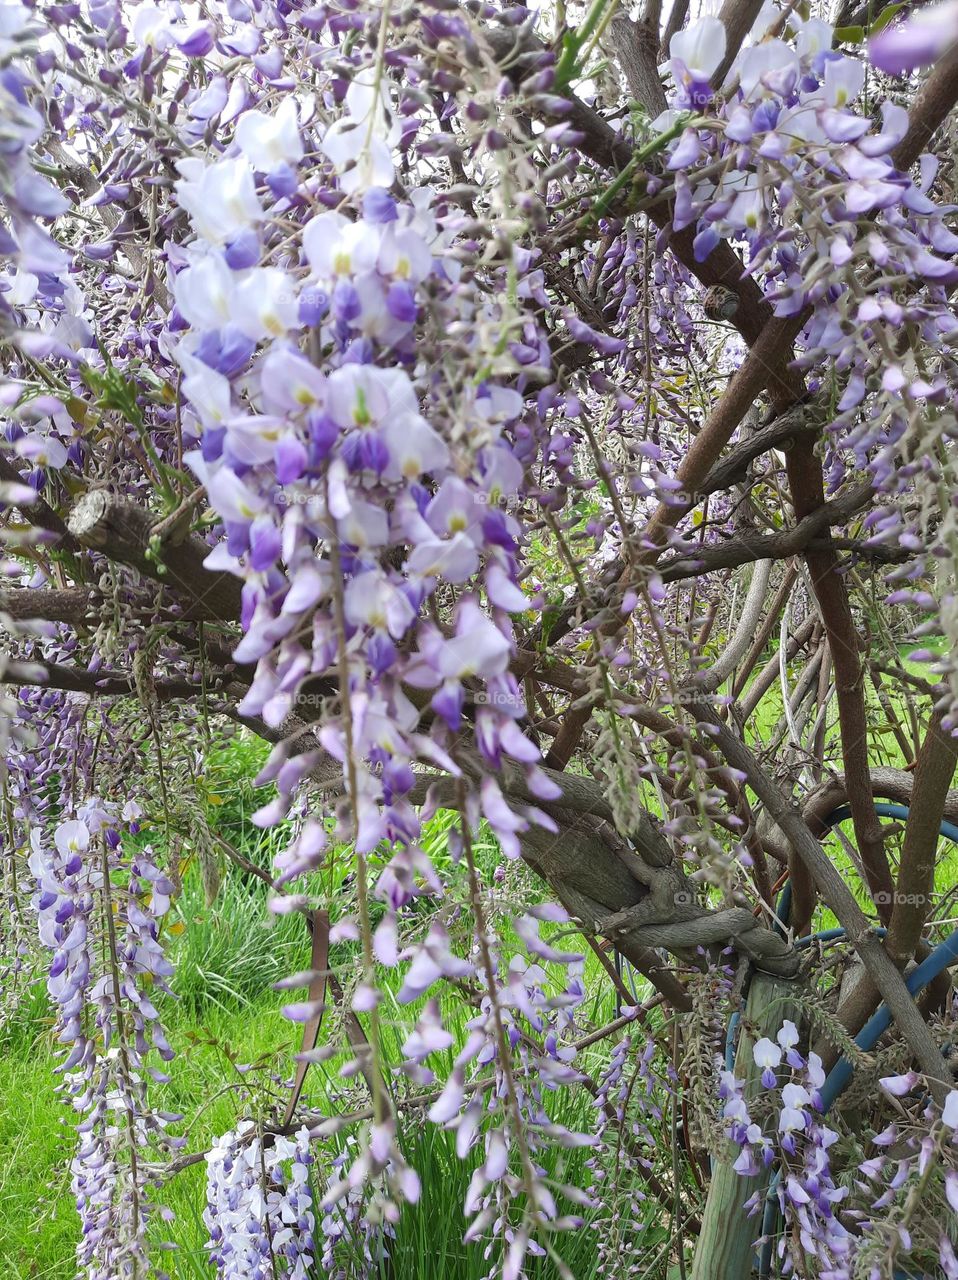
[168,877,310,1016]
[0,1050,79,1277]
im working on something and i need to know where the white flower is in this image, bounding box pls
[738,39,799,99]
[259,347,326,413]
[753,1037,782,1070]
[325,363,415,429]
[0,2,31,51]
[178,351,232,426]
[781,1082,811,1109]
[175,156,264,245]
[777,1020,800,1051]
[806,1052,826,1090]
[723,170,765,232]
[131,4,173,49]
[7,266,38,306]
[320,68,399,194]
[223,413,285,468]
[795,16,833,57]
[753,1036,782,1086]
[232,267,298,340]
[345,570,415,637]
[778,1105,808,1135]
[54,818,90,856]
[670,16,726,81]
[880,1071,919,1097]
[14,432,68,469]
[336,496,389,549]
[378,224,432,283]
[303,212,380,278]
[381,412,449,482]
[235,97,303,173]
[204,1125,315,1274]
[942,1089,958,1129]
[174,251,236,330]
[184,459,268,524]
[824,55,865,109]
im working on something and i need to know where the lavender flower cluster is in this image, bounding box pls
[205,1123,315,1278]
[721,1018,958,1277]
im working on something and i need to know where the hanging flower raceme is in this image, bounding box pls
[720,1017,958,1277]
[156,26,577,1264]
[28,807,181,1278]
[642,8,958,721]
[173,91,547,865]
[204,1122,315,1279]
[585,1027,678,1272]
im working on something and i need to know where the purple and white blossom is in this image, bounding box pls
[205,1123,315,1279]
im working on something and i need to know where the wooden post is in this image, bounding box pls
[690,971,801,1280]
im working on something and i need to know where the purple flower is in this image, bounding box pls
[869,0,958,74]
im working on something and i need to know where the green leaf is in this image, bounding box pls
[834,23,865,42]
[538,607,560,650]
[870,1,906,33]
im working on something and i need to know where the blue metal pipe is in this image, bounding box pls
[827,801,958,846]
[818,924,958,1112]
[725,1011,740,1073]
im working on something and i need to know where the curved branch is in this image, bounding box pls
[892,47,958,172]
[5,658,240,704]
[886,711,958,964]
[695,559,772,692]
[730,563,798,698]
[658,479,874,580]
[67,491,242,623]
[786,441,895,920]
[739,615,818,720]
[698,405,815,497]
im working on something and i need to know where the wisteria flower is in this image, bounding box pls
[670,16,726,104]
[235,97,304,174]
[753,1037,782,1087]
[869,0,958,74]
[175,157,264,245]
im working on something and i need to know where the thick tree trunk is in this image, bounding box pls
[690,972,802,1280]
